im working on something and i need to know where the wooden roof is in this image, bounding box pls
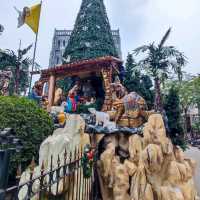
[34,56,122,81]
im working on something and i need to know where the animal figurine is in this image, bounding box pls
[105,121,117,130]
[112,91,147,123]
[85,97,96,106]
[88,108,110,128]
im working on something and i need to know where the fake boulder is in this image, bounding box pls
[18,114,90,199]
[99,114,199,200]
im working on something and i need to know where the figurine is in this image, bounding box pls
[29,85,43,104]
[111,82,147,123]
[57,111,66,126]
[85,97,96,105]
[65,85,80,112]
[54,88,63,106]
[88,108,110,128]
[111,80,127,99]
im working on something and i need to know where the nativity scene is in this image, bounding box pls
[22,0,199,199]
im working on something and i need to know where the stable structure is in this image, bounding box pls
[36,56,122,110]
[34,0,123,110]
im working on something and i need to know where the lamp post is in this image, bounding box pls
[0,128,23,200]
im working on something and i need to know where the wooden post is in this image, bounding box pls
[37,80,44,96]
[101,67,112,111]
[40,82,45,96]
[47,74,56,110]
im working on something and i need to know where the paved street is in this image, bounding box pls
[185,146,200,195]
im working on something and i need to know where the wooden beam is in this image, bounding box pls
[101,67,113,111]
[47,74,56,111]
[40,56,122,79]
[30,71,40,75]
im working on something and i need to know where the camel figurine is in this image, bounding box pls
[110,81,153,127]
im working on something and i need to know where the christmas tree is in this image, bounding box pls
[63,0,118,63]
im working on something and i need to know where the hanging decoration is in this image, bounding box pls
[81,144,95,178]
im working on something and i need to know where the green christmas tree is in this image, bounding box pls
[164,86,187,149]
[123,53,154,109]
[63,0,118,63]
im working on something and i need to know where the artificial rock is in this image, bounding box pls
[18,114,90,199]
[98,114,199,200]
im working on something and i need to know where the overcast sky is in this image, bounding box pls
[0,0,200,78]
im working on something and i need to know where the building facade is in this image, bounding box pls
[49,29,122,67]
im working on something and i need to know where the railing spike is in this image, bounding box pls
[30,156,35,172]
[74,146,77,160]
[50,155,53,170]
[16,164,22,179]
[70,151,72,159]
[77,146,80,159]
[41,160,45,172]
[57,154,60,166]
[64,148,67,159]
[80,146,83,157]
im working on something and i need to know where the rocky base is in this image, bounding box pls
[94,114,199,200]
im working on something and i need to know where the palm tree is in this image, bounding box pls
[0,44,39,95]
[0,24,4,35]
[134,28,187,112]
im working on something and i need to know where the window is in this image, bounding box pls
[56,57,59,64]
[58,40,60,48]
[63,40,66,47]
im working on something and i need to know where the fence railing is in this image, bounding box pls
[4,147,95,200]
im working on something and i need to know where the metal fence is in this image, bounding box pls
[4,147,96,200]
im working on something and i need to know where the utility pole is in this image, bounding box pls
[15,40,22,95]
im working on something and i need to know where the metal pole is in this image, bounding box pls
[28,1,42,95]
[0,150,10,200]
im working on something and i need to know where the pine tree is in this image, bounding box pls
[123,53,154,109]
[123,53,139,92]
[164,86,187,149]
[140,75,154,109]
[63,0,118,63]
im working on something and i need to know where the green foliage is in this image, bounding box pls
[123,53,154,109]
[63,0,118,63]
[167,77,200,116]
[123,53,138,92]
[192,121,200,135]
[164,86,187,149]
[134,28,187,81]
[187,77,200,116]
[133,28,187,111]
[0,96,54,178]
[0,45,37,95]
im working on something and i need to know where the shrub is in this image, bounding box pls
[0,96,54,179]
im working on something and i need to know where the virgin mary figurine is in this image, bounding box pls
[65,85,80,112]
